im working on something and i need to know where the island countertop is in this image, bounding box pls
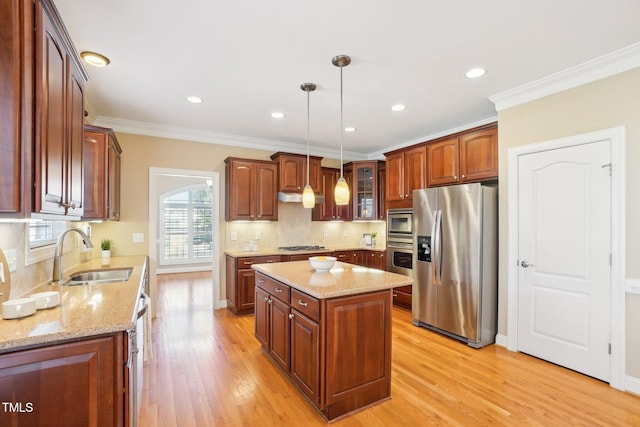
[0,256,148,353]
[251,260,413,299]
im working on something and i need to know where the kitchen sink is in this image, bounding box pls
[63,268,133,286]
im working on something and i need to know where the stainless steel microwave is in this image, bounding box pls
[386,209,413,243]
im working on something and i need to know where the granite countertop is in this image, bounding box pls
[0,255,147,353]
[225,245,386,258]
[252,260,413,299]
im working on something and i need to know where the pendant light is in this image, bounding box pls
[333,55,351,206]
[301,83,317,208]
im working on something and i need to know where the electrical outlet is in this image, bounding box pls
[255,232,261,240]
[133,233,145,243]
[5,249,17,272]
[343,230,348,238]
[230,231,237,241]
[323,230,328,238]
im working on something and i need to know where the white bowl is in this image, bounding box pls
[31,291,60,310]
[309,256,337,272]
[2,297,37,319]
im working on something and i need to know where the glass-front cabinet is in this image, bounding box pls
[351,161,384,220]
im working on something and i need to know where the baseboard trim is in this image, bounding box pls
[495,333,508,348]
[626,375,640,396]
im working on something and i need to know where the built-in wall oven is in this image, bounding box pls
[386,209,413,276]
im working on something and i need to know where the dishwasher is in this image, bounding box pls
[128,291,148,427]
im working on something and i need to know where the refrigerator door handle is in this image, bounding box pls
[433,210,442,285]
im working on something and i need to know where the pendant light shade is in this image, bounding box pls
[333,55,351,206]
[301,83,316,208]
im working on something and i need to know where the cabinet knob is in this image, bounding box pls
[400,194,404,199]
[454,175,458,181]
[268,299,272,304]
[258,214,261,218]
[288,313,294,319]
[264,296,269,301]
[462,174,466,179]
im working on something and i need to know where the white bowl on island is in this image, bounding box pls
[309,256,337,272]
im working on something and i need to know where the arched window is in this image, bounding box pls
[159,184,213,265]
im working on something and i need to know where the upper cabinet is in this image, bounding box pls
[312,167,352,221]
[385,146,427,210]
[0,0,88,219]
[83,125,122,221]
[270,152,322,194]
[225,158,278,221]
[427,126,497,187]
[351,161,384,221]
[34,0,88,218]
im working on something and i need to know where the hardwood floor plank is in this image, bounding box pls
[138,272,640,426]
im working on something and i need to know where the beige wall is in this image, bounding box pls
[497,67,640,378]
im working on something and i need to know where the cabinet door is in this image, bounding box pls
[269,297,291,372]
[384,152,404,202]
[313,168,337,221]
[404,145,427,198]
[255,162,278,220]
[377,167,386,220]
[227,160,255,220]
[427,138,459,187]
[35,5,67,215]
[290,310,320,404]
[66,67,84,217]
[0,335,123,427]
[0,0,28,215]
[353,162,377,220]
[255,287,270,349]
[459,127,498,182]
[107,134,122,220]
[308,157,323,193]
[82,130,107,219]
[237,269,256,312]
[279,155,304,192]
[336,170,352,220]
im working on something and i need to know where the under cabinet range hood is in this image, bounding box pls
[278,192,325,204]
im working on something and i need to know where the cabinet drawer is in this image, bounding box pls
[395,285,412,294]
[238,255,282,268]
[291,289,320,322]
[255,272,290,303]
[393,289,412,309]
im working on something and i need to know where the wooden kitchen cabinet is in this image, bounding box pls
[312,167,352,221]
[0,334,125,427]
[427,125,498,187]
[385,145,427,210]
[34,0,87,218]
[365,250,386,270]
[256,271,392,421]
[0,0,87,219]
[351,161,384,220]
[83,125,122,220]
[225,157,278,221]
[226,254,282,315]
[392,285,412,310]
[270,152,322,194]
[377,165,386,220]
[334,250,363,265]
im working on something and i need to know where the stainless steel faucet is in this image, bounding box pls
[52,228,94,283]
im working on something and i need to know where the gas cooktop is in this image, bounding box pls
[278,245,326,251]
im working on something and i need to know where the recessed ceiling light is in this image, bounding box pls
[391,104,406,112]
[186,96,202,104]
[465,68,486,79]
[345,126,356,132]
[271,112,284,119]
[80,51,110,67]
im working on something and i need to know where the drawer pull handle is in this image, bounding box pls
[392,293,398,297]
[298,300,308,307]
[244,262,253,265]
[275,288,283,293]
[258,279,264,283]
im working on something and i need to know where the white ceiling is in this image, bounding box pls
[54,0,640,159]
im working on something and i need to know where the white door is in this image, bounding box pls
[517,139,611,381]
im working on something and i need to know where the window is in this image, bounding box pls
[29,221,67,249]
[159,185,213,265]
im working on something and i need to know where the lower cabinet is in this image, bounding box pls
[0,334,125,427]
[255,272,391,421]
[226,254,282,315]
[392,285,413,310]
[335,249,385,269]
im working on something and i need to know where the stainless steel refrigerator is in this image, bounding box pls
[412,183,497,348]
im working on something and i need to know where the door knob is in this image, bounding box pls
[520,260,534,268]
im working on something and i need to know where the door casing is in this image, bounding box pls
[507,126,626,390]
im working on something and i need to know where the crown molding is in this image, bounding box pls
[92,116,365,161]
[489,42,640,111]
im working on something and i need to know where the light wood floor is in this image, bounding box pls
[139,272,640,426]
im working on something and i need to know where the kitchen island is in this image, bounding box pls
[252,260,412,422]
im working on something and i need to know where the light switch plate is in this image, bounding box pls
[230,231,237,241]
